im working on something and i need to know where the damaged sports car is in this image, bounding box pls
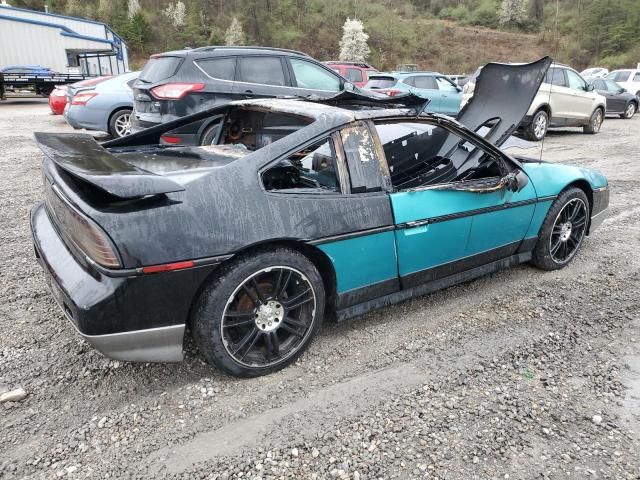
[31,57,609,377]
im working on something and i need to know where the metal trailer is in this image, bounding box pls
[0,72,98,100]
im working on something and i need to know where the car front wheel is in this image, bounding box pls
[583,108,603,134]
[192,248,325,377]
[531,187,590,271]
[524,109,548,141]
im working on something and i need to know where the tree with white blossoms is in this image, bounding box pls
[339,18,370,62]
[163,1,186,29]
[224,17,246,46]
[498,0,527,26]
[127,0,141,19]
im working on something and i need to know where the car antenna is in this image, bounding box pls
[540,0,560,162]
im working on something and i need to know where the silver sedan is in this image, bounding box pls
[64,71,139,138]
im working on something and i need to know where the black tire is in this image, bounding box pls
[531,187,590,271]
[199,121,222,145]
[192,247,325,377]
[583,107,604,134]
[523,109,548,141]
[108,109,132,138]
[621,101,637,119]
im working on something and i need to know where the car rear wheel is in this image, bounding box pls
[531,187,590,271]
[524,109,548,141]
[583,108,603,134]
[621,102,637,119]
[108,109,132,138]
[192,248,325,377]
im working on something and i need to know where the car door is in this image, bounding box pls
[286,57,343,97]
[372,119,535,288]
[592,79,613,112]
[546,67,571,121]
[434,76,462,116]
[603,79,626,112]
[193,56,237,102]
[565,69,595,120]
[232,56,292,99]
[404,75,441,112]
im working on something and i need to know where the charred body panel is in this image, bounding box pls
[29,59,610,366]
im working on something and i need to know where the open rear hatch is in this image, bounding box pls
[34,132,186,199]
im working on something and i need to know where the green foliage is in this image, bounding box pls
[43,0,640,71]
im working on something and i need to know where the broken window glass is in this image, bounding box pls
[262,138,340,193]
[374,121,502,190]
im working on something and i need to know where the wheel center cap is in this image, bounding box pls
[560,222,572,242]
[255,300,284,332]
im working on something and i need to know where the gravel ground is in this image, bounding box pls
[1,99,639,479]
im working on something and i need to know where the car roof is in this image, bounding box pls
[155,46,311,58]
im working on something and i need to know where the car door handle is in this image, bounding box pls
[243,89,253,98]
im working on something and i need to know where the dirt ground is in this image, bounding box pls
[0,99,639,479]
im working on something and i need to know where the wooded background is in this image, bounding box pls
[9,0,640,73]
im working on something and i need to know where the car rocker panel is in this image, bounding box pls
[30,59,610,376]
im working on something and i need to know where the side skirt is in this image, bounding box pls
[335,251,532,322]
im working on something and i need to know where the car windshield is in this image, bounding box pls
[364,76,397,89]
[139,56,182,83]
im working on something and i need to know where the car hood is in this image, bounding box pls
[458,57,552,147]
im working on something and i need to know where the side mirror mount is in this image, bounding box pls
[507,169,529,192]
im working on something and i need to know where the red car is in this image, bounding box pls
[48,76,111,115]
[324,61,378,88]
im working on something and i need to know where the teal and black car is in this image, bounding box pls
[30,57,608,377]
[364,70,463,116]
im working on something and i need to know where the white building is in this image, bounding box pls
[0,4,129,75]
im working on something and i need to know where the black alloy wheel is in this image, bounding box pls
[531,187,590,270]
[193,247,325,377]
[221,266,316,368]
[548,198,588,264]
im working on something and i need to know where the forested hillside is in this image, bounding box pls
[9,0,640,72]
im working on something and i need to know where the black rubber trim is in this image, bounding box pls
[336,277,400,310]
[336,251,532,322]
[401,241,521,289]
[396,197,547,230]
[308,225,395,245]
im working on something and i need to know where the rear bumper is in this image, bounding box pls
[30,202,188,362]
[64,105,107,132]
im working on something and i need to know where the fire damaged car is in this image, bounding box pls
[31,57,609,377]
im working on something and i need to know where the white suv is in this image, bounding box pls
[606,69,640,97]
[462,63,606,141]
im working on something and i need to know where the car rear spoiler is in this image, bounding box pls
[33,132,185,198]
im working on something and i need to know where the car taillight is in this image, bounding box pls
[45,184,121,268]
[160,134,182,144]
[383,89,402,97]
[151,83,205,100]
[71,92,97,105]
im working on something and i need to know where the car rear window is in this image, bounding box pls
[364,76,397,89]
[195,57,236,81]
[345,68,364,83]
[139,56,182,83]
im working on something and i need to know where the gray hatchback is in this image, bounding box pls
[131,46,350,144]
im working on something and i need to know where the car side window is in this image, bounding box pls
[262,137,340,193]
[345,68,364,83]
[195,57,236,81]
[566,70,587,91]
[341,123,387,193]
[412,76,438,89]
[290,59,342,91]
[374,121,503,191]
[605,80,620,91]
[592,79,605,90]
[238,57,286,86]
[545,68,567,87]
[435,76,459,92]
[634,73,640,82]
